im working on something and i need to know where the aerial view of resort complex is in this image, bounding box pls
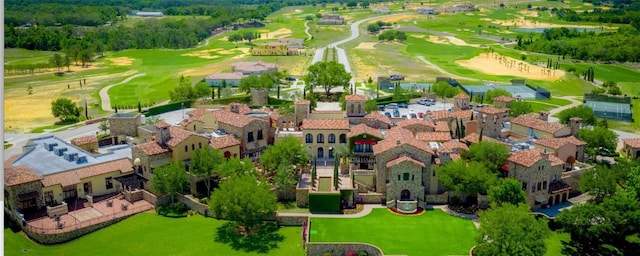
[4,0,640,255]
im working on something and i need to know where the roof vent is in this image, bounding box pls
[63,152,78,162]
[54,147,68,156]
[76,155,87,164]
[44,142,58,151]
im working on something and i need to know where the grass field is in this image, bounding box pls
[545,231,571,256]
[4,213,305,256]
[310,208,476,256]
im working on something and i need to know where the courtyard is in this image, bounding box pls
[309,208,477,256]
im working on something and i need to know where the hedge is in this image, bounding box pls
[267,97,293,106]
[309,193,341,213]
[211,94,251,105]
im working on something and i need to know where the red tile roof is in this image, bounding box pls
[396,118,437,130]
[441,140,469,151]
[512,113,566,134]
[386,155,425,168]
[228,103,252,114]
[492,95,514,102]
[508,148,564,168]
[4,165,42,186]
[42,158,133,187]
[535,136,587,150]
[135,141,170,155]
[209,136,241,149]
[345,94,367,101]
[364,112,391,125]
[212,109,267,128]
[426,110,452,120]
[477,106,508,115]
[154,122,171,128]
[301,119,350,130]
[623,138,640,148]
[187,109,209,120]
[434,121,450,132]
[347,124,383,139]
[416,132,452,142]
[71,136,97,146]
[454,93,470,99]
[460,132,498,144]
[166,127,208,147]
[451,110,473,119]
[374,127,434,155]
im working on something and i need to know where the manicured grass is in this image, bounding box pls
[5,213,305,256]
[528,101,557,113]
[4,48,58,65]
[310,208,477,256]
[545,231,571,256]
[318,177,332,192]
[277,201,311,214]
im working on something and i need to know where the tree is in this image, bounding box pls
[577,126,618,152]
[242,31,256,44]
[274,161,298,199]
[228,33,244,44]
[346,0,358,8]
[151,161,189,204]
[305,15,314,21]
[364,99,378,112]
[508,101,533,116]
[27,85,33,95]
[475,204,550,256]
[488,178,527,207]
[217,157,257,178]
[558,105,597,126]
[467,141,511,173]
[304,61,352,96]
[191,147,224,197]
[209,175,277,234]
[431,82,458,99]
[98,120,109,134]
[194,80,211,98]
[49,53,63,74]
[51,97,80,122]
[144,115,163,125]
[169,76,196,102]
[367,23,380,33]
[580,166,619,203]
[260,136,310,173]
[607,84,622,95]
[438,160,497,203]
[63,54,71,72]
[484,88,511,104]
[239,73,278,93]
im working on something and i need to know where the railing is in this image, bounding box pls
[25,203,153,235]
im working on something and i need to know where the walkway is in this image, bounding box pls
[99,73,147,111]
[416,56,481,81]
[304,20,312,40]
[278,204,387,219]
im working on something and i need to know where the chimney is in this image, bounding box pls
[155,125,171,145]
[230,104,239,114]
[541,149,550,160]
[396,139,401,145]
[570,117,582,136]
[538,111,549,121]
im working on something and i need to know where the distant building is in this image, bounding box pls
[204,73,245,87]
[251,42,304,56]
[317,14,345,25]
[417,7,438,15]
[232,61,278,75]
[623,138,640,159]
[135,12,164,17]
[372,7,391,14]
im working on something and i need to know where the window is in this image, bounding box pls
[105,177,113,189]
[522,182,528,191]
[192,144,195,150]
[432,170,436,177]
[306,134,313,143]
[328,134,335,143]
[403,173,410,181]
[537,182,542,191]
[543,181,547,190]
[185,145,188,152]
[339,134,347,143]
[44,191,54,205]
[358,104,361,113]
[199,142,202,149]
[258,130,263,140]
[317,134,324,143]
[398,175,401,181]
[365,144,373,153]
[412,175,415,181]
[248,132,254,142]
[354,144,363,153]
[350,104,354,113]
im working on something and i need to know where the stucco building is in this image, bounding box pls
[301,119,350,163]
[231,61,278,75]
[204,73,245,87]
[623,138,640,159]
[475,106,509,139]
[534,136,586,164]
[510,112,575,139]
[108,113,142,137]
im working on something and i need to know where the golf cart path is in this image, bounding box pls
[99,73,147,111]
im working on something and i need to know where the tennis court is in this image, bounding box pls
[584,101,633,122]
[461,84,538,99]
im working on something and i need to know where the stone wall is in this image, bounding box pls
[6,181,44,211]
[250,88,268,106]
[124,189,144,202]
[296,187,309,208]
[108,113,141,137]
[276,213,309,226]
[142,190,159,205]
[307,242,384,256]
[477,194,489,209]
[425,191,449,204]
[357,192,384,204]
[177,195,209,216]
[562,168,587,193]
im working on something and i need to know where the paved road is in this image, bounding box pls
[416,56,482,81]
[99,73,147,111]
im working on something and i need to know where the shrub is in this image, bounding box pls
[358,251,369,256]
[322,252,332,256]
[157,201,189,218]
[199,197,209,204]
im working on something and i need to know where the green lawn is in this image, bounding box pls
[5,213,305,256]
[310,208,477,256]
[545,231,571,256]
[318,177,332,192]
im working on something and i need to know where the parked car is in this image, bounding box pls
[418,112,424,118]
[378,105,385,111]
[417,98,434,106]
[386,103,399,109]
[393,109,400,117]
[390,74,405,81]
[384,112,392,118]
[401,115,408,119]
[398,103,408,108]
[409,109,415,114]
[410,113,417,119]
[285,77,296,81]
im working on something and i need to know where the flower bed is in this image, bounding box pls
[387,207,425,216]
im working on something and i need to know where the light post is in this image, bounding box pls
[181,102,184,120]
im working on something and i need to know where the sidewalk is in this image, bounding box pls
[277,204,386,219]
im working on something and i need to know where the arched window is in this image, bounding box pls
[328,134,336,143]
[306,134,313,143]
[358,104,361,113]
[328,148,334,158]
[317,134,324,143]
[317,147,324,158]
[339,134,347,143]
[350,104,354,113]
[198,142,202,149]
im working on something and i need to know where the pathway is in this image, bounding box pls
[277,204,387,219]
[99,73,147,111]
[304,20,312,40]
[547,95,581,120]
[415,56,481,81]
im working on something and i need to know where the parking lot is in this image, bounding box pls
[379,101,454,120]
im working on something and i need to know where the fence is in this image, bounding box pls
[584,93,631,104]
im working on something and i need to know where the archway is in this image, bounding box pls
[400,189,410,201]
[317,147,324,158]
[555,194,560,204]
[562,193,567,202]
[548,196,554,206]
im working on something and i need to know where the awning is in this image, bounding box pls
[18,191,39,201]
[354,139,377,145]
[535,193,547,203]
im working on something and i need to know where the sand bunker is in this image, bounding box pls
[181,48,224,59]
[519,10,539,18]
[218,48,250,55]
[456,53,565,81]
[354,42,377,50]
[107,57,134,66]
[376,14,422,23]
[427,35,449,45]
[261,28,293,39]
[443,36,470,46]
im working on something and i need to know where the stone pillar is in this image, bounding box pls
[250,88,268,106]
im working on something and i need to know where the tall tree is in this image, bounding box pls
[467,141,511,173]
[151,161,189,204]
[217,157,257,178]
[304,61,352,96]
[273,161,297,200]
[475,204,550,256]
[191,147,224,197]
[508,101,533,116]
[488,178,527,207]
[49,53,63,74]
[579,165,619,203]
[577,126,618,152]
[558,105,597,126]
[51,97,80,122]
[260,136,310,173]
[438,160,496,203]
[209,175,277,234]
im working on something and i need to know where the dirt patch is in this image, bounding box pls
[519,9,539,18]
[490,18,611,29]
[219,36,228,41]
[354,42,377,50]
[456,53,565,81]
[181,48,224,59]
[375,14,422,23]
[261,28,292,39]
[217,48,250,55]
[294,9,302,13]
[497,30,514,34]
[106,57,134,66]
[427,35,449,45]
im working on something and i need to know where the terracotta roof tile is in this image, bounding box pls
[451,110,473,119]
[493,95,514,102]
[347,124,383,139]
[416,132,452,142]
[301,119,350,130]
[512,113,566,134]
[477,106,509,115]
[441,140,469,152]
[209,136,241,149]
[386,155,425,168]
[623,138,640,148]
[135,142,170,155]
[396,118,437,130]
[71,136,97,146]
[212,109,267,128]
[228,103,252,114]
[42,158,133,187]
[166,127,208,147]
[454,93,470,99]
[508,148,564,168]
[535,136,586,150]
[364,112,391,125]
[154,122,171,128]
[374,127,434,155]
[435,121,450,132]
[426,110,452,120]
[461,132,498,144]
[4,165,42,186]
[232,61,277,73]
[344,94,367,101]
[187,109,209,120]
